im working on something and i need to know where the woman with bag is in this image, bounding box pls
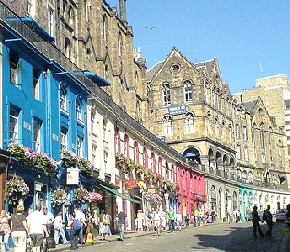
[10,205,29,252]
[99,212,110,241]
[0,210,11,252]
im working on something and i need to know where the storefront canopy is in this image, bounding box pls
[99,184,140,204]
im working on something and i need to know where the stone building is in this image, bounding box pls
[146,47,290,218]
[3,0,150,126]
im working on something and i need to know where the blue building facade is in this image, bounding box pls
[1,14,91,213]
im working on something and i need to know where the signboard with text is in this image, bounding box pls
[168,104,186,116]
[66,168,79,185]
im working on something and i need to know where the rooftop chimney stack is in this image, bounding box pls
[119,0,127,26]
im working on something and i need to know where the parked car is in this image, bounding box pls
[276,209,286,222]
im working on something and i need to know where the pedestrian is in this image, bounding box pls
[167,206,175,232]
[262,205,274,238]
[136,210,143,231]
[68,213,81,250]
[99,211,110,241]
[175,211,183,231]
[54,211,68,245]
[227,209,232,223]
[236,209,241,222]
[74,208,86,244]
[10,205,29,252]
[186,211,190,226]
[85,211,95,244]
[0,210,11,252]
[252,206,264,238]
[154,209,162,236]
[27,205,49,252]
[193,208,199,227]
[117,210,127,241]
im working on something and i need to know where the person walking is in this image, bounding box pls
[74,208,86,244]
[117,210,127,241]
[54,211,68,245]
[154,209,162,236]
[252,206,264,238]
[167,207,175,233]
[85,211,94,244]
[10,205,29,252]
[175,211,183,231]
[99,212,110,241]
[27,205,49,252]
[263,205,274,238]
[0,210,11,252]
[68,213,81,250]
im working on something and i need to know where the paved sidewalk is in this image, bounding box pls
[49,230,156,252]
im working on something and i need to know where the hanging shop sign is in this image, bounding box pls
[66,168,79,185]
[127,180,138,189]
[147,188,156,194]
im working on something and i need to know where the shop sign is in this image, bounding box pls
[127,180,138,189]
[147,188,156,194]
[66,168,79,184]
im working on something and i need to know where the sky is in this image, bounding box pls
[108,0,290,94]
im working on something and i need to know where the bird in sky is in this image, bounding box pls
[145,26,157,30]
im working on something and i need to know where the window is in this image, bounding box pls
[124,134,129,158]
[103,119,108,141]
[118,32,123,57]
[92,145,97,169]
[48,7,54,36]
[10,50,19,85]
[33,119,41,153]
[134,142,139,164]
[65,37,71,58]
[61,127,68,150]
[27,0,34,16]
[163,116,172,135]
[10,107,20,140]
[151,153,156,172]
[162,83,171,106]
[115,127,121,153]
[236,145,241,160]
[77,136,83,157]
[261,153,266,163]
[103,151,108,174]
[91,110,97,135]
[244,146,249,161]
[103,15,108,46]
[76,99,82,121]
[185,113,194,132]
[33,68,40,100]
[184,80,193,102]
[143,147,148,168]
[60,86,67,111]
[235,123,240,138]
[260,125,265,148]
[242,126,248,141]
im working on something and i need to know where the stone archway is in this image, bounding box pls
[183,147,201,163]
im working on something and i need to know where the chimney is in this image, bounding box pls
[119,0,127,26]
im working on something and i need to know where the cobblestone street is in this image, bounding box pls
[47,221,290,252]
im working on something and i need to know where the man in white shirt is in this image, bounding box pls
[27,205,49,252]
[43,207,54,224]
[175,211,183,231]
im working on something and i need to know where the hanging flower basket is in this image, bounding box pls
[51,188,71,207]
[7,142,57,175]
[5,178,29,205]
[143,192,162,206]
[89,192,103,203]
[74,186,91,205]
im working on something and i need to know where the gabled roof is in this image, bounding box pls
[243,100,257,114]
[146,61,163,82]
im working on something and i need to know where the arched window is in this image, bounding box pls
[118,32,123,57]
[76,99,82,121]
[185,113,194,132]
[162,82,171,106]
[124,134,129,158]
[60,86,67,111]
[163,115,172,134]
[151,153,156,172]
[143,147,148,169]
[158,157,162,175]
[134,141,139,164]
[103,14,108,46]
[115,127,121,153]
[184,80,193,102]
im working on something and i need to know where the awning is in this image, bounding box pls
[99,184,140,204]
[5,17,55,42]
[81,70,111,86]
